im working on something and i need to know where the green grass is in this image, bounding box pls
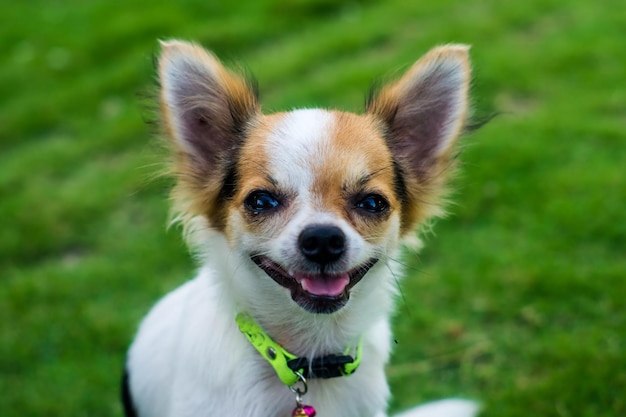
[1,0,624,415]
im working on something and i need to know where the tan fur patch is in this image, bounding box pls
[227,113,294,241]
[310,111,400,241]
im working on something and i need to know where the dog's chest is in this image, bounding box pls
[127,270,391,417]
[171,331,386,417]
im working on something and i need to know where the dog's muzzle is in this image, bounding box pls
[251,254,378,314]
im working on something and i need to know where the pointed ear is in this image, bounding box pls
[367,45,471,231]
[158,40,260,175]
[367,45,471,179]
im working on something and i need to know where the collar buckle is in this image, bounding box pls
[287,354,355,379]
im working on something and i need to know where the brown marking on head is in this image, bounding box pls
[158,41,471,245]
[310,111,400,242]
[225,113,300,242]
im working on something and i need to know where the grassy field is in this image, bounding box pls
[1,0,624,416]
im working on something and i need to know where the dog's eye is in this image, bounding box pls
[355,194,389,214]
[244,191,280,214]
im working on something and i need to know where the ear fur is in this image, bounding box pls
[158,40,260,230]
[367,44,471,232]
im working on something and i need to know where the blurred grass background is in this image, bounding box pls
[1,0,624,416]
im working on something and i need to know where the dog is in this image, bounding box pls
[123,40,478,417]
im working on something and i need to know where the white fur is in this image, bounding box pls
[127,236,393,417]
[127,236,478,417]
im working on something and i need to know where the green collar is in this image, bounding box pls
[236,312,362,386]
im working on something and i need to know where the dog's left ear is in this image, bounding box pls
[367,45,471,230]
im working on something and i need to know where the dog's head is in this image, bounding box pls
[158,41,470,315]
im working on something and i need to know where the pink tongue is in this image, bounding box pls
[300,274,350,297]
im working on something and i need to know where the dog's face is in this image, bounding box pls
[230,109,401,313]
[158,41,470,314]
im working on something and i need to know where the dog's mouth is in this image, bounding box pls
[251,256,378,314]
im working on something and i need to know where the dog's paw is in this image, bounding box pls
[393,399,479,417]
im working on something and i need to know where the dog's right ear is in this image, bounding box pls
[158,40,260,231]
[158,40,260,176]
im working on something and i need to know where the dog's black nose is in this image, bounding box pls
[299,225,346,265]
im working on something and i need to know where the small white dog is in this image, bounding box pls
[123,40,478,417]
